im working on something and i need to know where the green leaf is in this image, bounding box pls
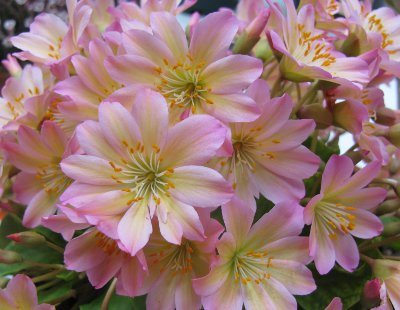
[254,195,274,223]
[297,264,372,310]
[38,281,74,304]
[80,292,146,310]
[0,241,63,276]
[304,137,340,163]
[0,214,25,248]
[34,226,66,248]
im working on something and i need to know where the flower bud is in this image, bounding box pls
[0,250,23,264]
[382,222,400,237]
[7,231,46,246]
[233,10,269,54]
[376,107,398,126]
[388,123,400,147]
[362,279,382,309]
[298,103,332,129]
[1,55,22,77]
[376,199,400,215]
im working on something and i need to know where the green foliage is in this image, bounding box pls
[0,214,25,248]
[297,264,372,310]
[304,137,340,163]
[0,215,63,276]
[254,195,274,223]
[80,291,146,310]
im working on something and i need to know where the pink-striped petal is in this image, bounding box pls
[169,166,233,208]
[161,115,227,167]
[203,55,262,94]
[131,89,168,153]
[118,203,153,256]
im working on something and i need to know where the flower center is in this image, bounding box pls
[47,37,63,60]
[148,240,195,277]
[108,143,175,204]
[326,0,339,16]
[36,162,72,195]
[295,25,336,67]
[315,201,358,240]
[232,137,258,173]
[155,57,213,113]
[233,250,273,285]
[94,231,120,256]
[365,14,394,51]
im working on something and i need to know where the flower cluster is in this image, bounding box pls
[0,0,399,309]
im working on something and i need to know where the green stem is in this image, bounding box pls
[293,81,320,114]
[32,269,63,283]
[37,278,62,291]
[47,289,76,305]
[101,278,117,310]
[383,255,400,261]
[270,77,283,97]
[24,260,64,270]
[360,254,375,265]
[45,241,64,254]
[359,234,400,252]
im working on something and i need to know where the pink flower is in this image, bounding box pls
[2,121,74,227]
[105,11,263,123]
[215,80,319,209]
[325,297,343,310]
[11,13,68,65]
[0,64,47,130]
[304,155,386,274]
[136,212,223,310]
[54,38,125,131]
[0,274,54,310]
[266,0,369,86]
[368,259,400,309]
[110,0,196,27]
[341,0,400,77]
[60,88,233,256]
[65,228,147,292]
[193,198,316,310]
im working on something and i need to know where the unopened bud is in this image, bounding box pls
[388,123,400,147]
[7,231,46,246]
[299,103,332,129]
[233,10,269,54]
[376,199,400,215]
[376,107,398,126]
[383,222,400,237]
[0,250,23,264]
[362,279,381,309]
[372,259,400,281]
[1,55,21,77]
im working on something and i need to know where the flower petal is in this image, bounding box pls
[105,55,159,85]
[331,233,359,272]
[122,30,174,67]
[321,155,354,193]
[118,203,153,256]
[351,209,383,239]
[247,201,304,247]
[221,196,253,243]
[169,166,233,208]
[98,102,142,158]
[131,89,168,153]
[190,11,238,64]
[6,274,38,309]
[161,115,227,167]
[61,155,117,185]
[203,93,260,123]
[150,12,188,62]
[23,190,57,228]
[203,55,262,94]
